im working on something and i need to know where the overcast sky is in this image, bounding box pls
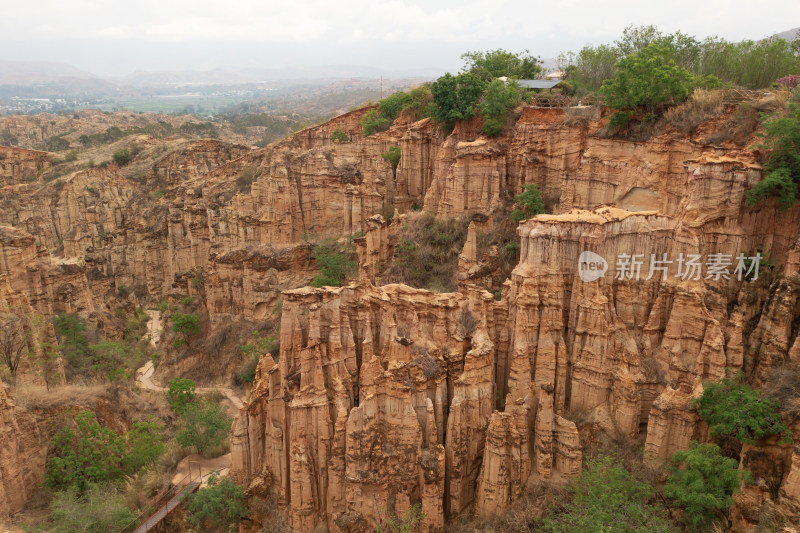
[2,0,798,76]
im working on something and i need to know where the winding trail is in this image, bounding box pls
[135,310,244,485]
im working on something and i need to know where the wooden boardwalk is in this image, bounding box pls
[124,481,200,533]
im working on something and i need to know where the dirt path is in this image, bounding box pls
[136,311,243,488]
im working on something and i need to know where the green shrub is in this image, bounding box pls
[175,400,232,454]
[311,241,357,287]
[746,102,800,210]
[236,331,276,384]
[168,377,196,412]
[330,128,349,142]
[184,474,247,532]
[541,455,675,532]
[378,91,413,120]
[375,503,426,533]
[693,373,791,444]
[361,108,392,136]
[511,183,545,221]
[65,150,79,162]
[112,148,131,166]
[665,441,749,531]
[49,484,136,533]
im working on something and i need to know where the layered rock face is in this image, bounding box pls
[231,108,800,531]
[0,146,51,186]
[0,380,47,518]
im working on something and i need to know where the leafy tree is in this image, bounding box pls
[112,148,131,166]
[168,377,196,412]
[461,49,542,81]
[693,373,791,444]
[0,315,29,379]
[46,411,126,491]
[171,313,200,347]
[330,128,349,142]
[600,44,695,127]
[511,183,546,221]
[746,102,800,210]
[665,441,749,531]
[558,44,622,92]
[184,474,247,532]
[49,484,136,533]
[175,400,232,454]
[542,455,675,532]
[52,313,90,367]
[430,72,486,132]
[124,418,165,473]
[381,146,401,180]
[480,79,521,136]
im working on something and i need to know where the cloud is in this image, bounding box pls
[2,0,799,74]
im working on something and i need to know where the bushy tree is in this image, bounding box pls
[46,411,125,491]
[184,474,247,532]
[381,146,401,180]
[45,411,161,491]
[665,441,748,531]
[746,102,800,210]
[461,49,542,81]
[511,183,545,221]
[52,313,89,366]
[480,79,521,136]
[168,377,196,412]
[175,400,232,454]
[171,312,200,347]
[600,44,695,127]
[430,72,485,132]
[693,373,791,444]
[542,455,675,532]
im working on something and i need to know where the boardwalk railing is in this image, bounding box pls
[119,461,202,533]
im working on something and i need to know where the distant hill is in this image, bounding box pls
[775,27,800,41]
[0,60,100,84]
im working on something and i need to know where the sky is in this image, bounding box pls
[1,0,799,77]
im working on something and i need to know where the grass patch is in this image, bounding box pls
[380,212,469,292]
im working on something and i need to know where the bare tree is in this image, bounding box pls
[0,316,29,380]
